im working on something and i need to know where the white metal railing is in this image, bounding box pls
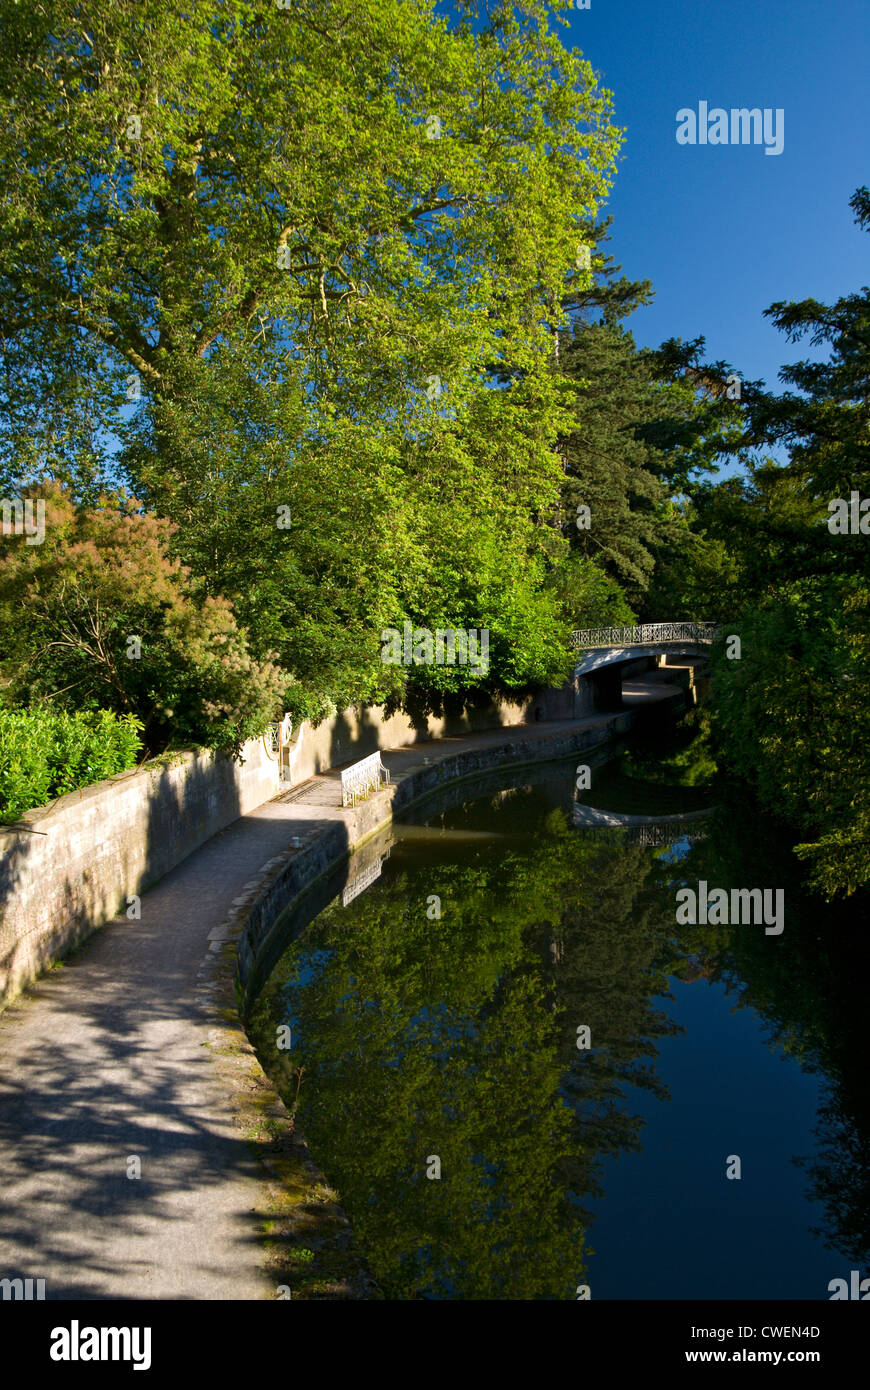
[627,822,709,847]
[341,849,390,906]
[572,805,711,845]
[340,751,391,808]
[571,622,720,650]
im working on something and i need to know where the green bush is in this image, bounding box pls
[0,707,142,823]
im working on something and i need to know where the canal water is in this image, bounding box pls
[249,725,870,1299]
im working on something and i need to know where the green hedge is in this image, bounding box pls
[0,708,143,823]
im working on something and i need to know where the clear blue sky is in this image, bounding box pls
[561,0,868,391]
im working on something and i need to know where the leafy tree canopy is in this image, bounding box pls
[0,485,285,754]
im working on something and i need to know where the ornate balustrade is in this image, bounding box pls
[341,850,391,906]
[571,622,720,650]
[340,751,391,808]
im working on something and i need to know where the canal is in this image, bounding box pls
[248,721,870,1299]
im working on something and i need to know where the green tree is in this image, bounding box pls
[710,578,870,897]
[744,186,870,509]
[0,486,285,754]
[702,189,870,896]
[0,0,622,709]
[554,234,749,620]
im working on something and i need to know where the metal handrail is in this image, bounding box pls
[571,622,720,650]
[340,751,391,808]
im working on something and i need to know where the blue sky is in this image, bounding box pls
[560,0,868,390]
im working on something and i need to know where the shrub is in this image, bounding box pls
[0,485,286,756]
[0,707,142,823]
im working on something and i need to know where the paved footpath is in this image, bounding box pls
[0,709,657,1300]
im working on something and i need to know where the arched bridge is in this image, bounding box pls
[567,622,719,715]
[571,622,719,675]
[572,804,712,848]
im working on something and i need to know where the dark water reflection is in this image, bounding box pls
[249,734,870,1299]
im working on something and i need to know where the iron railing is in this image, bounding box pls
[340,751,391,808]
[571,622,720,650]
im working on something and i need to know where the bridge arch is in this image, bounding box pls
[570,622,719,712]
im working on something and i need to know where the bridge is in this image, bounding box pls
[571,622,719,673]
[568,622,719,713]
[572,804,711,848]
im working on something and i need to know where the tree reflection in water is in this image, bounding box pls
[251,780,682,1299]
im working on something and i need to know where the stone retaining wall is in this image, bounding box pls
[281,683,577,785]
[0,679,597,1014]
[0,737,280,1012]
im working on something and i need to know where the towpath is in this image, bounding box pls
[0,703,667,1299]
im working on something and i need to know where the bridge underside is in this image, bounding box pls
[573,644,709,715]
[573,641,711,677]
